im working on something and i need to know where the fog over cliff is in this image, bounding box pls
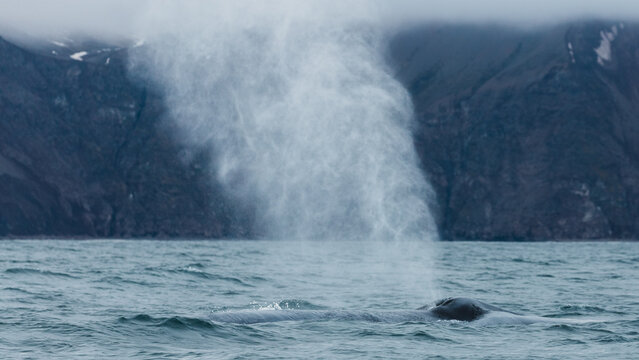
[2,0,639,39]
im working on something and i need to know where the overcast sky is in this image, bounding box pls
[0,0,638,38]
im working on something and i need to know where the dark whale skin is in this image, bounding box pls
[419,297,508,321]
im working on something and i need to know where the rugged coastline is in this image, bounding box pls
[1,20,637,240]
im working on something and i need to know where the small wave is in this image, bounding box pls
[4,268,76,278]
[511,258,566,265]
[5,259,40,264]
[551,338,587,345]
[97,276,157,287]
[624,319,639,327]
[185,263,205,269]
[410,330,458,343]
[355,328,454,343]
[543,304,626,317]
[3,287,34,295]
[173,267,253,286]
[143,265,254,286]
[222,290,244,295]
[159,317,218,330]
[614,256,639,264]
[595,334,630,343]
[546,324,577,332]
[411,330,438,339]
[119,314,154,322]
[560,305,607,313]
[118,314,217,330]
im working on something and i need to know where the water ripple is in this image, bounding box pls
[4,268,76,278]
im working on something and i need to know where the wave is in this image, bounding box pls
[142,266,253,286]
[541,304,627,318]
[118,314,218,330]
[3,287,35,294]
[175,268,253,286]
[97,276,158,287]
[4,267,76,278]
[559,304,624,314]
[511,258,567,266]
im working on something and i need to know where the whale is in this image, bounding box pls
[208,297,523,325]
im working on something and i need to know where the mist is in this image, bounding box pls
[2,0,639,39]
[129,1,437,242]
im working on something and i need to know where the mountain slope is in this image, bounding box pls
[0,36,248,237]
[391,21,639,239]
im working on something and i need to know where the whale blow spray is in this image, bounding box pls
[132,1,438,242]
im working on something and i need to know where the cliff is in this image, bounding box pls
[0,36,248,237]
[391,21,639,239]
[1,20,638,239]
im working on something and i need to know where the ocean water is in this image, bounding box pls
[1,240,638,359]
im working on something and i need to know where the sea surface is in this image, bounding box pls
[1,240,638,359]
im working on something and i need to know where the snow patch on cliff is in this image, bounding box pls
[70,51,87,61]
[50,40,67,47]
[594,26,619,66]
[567,42,575,63]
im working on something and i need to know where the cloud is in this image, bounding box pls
[1,0,638,39]
[390,0,639,24]
[0,0,148,38]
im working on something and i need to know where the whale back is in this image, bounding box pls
[420,297,506,321]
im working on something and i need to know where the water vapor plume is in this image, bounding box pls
[131,0,438,241]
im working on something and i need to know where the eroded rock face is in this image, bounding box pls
[391,21,639,240]
[0,36,250,238]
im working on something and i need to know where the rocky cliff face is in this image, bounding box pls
[1,20,638,239]
[391,21,639,239]
[0,37,248,238]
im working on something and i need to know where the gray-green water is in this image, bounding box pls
[1,240,638,359]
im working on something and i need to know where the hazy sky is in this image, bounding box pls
[0,0,638,38]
